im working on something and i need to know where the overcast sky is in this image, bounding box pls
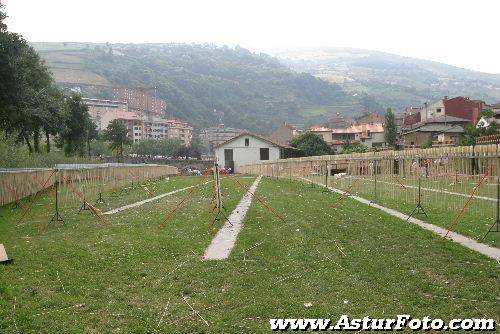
[4,0,499,74]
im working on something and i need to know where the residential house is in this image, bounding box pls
[214,133,297,173]
[404,96,485,128]
[115,110,144,142]
[269,122,301,146]
[164,119,193,146]
[330,123,385,153]
[402,115,469,147]
[83,98,129,132]
[306,126,333,142]
[355,113,384,125]
[491,102,500,114]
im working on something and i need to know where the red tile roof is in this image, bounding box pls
[331,123,384,134]
[307,126,333,132]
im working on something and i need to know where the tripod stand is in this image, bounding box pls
[211,163,232,226]
[407,176,427,221]
[48,172,65,226]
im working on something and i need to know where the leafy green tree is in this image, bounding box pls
[341,142,368,154]
[130,138,181,157]
[0,2,63,152]
[39,86,65,152]
[104,119,132,160]
[384,107,397,147]
[422,135,433,149]
[60,94,92,156]
[290,132,331,156]
[85,120,98,158]
[89,139,112,157]
[459,123,498,146]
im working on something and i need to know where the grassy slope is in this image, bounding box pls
[0,177,499,333]
[32,42,362,134]
[272,47,500,110]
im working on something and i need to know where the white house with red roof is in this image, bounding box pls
[214,132,297,173]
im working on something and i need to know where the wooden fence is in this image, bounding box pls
[0,164,179,207]
[240,144,500,178]
[240,144,500,241]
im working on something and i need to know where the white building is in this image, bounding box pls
[214,133,296,173]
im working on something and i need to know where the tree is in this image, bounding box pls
[0,2,64,152]
[85,120,98,158]
[60,94,92,156]
[104,119,131,160]
[40,87,65,152]
[459,123,498,146]
[384,107,397,147]
[422,135,433,149]
[289,132,331,156]
[130,138,181,157]
[459,109,498,146]
[341,142,368,154]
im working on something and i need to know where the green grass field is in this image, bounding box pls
[305,174,500,247]
[1,176,499,333]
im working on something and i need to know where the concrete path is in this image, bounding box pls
[103,181,211,215]
[203,176,262,260]
[301,178,500,261]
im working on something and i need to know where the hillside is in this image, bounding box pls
[33,43,367,134]
[266,47,500,111]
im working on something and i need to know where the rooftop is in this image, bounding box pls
[331,123,384,134]
[404,124,464,134]
[214,132,297,149]
[307,126,332,132]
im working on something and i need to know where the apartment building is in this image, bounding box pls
[83,98,192,146]
[199,124,247,152]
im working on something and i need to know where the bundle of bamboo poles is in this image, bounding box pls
[0,168,55,207]
[240,144,500,177]
[0,164,179,207]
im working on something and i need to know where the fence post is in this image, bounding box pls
[373,160,377,203]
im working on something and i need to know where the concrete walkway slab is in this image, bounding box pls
[203,176,262,260]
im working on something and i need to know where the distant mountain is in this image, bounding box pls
[265,47,500,112]
[33,43,368,134]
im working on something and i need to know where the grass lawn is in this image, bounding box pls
[306,174,500,247]
[1,176,499,333]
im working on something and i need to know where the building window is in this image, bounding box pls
[260,148,269,160]
[245,138,249,146]
[436,108,442,113]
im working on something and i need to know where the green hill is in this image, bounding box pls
[267,47,500,111]
[33,43,365,134]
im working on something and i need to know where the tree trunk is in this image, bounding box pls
[24,133,33,154]
[87,137,91,158]
[45,131,51,152]
[33,128,40,153]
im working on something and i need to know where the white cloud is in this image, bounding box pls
[4,0,499,73]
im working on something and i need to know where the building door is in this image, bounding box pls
[224,149,234,172]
